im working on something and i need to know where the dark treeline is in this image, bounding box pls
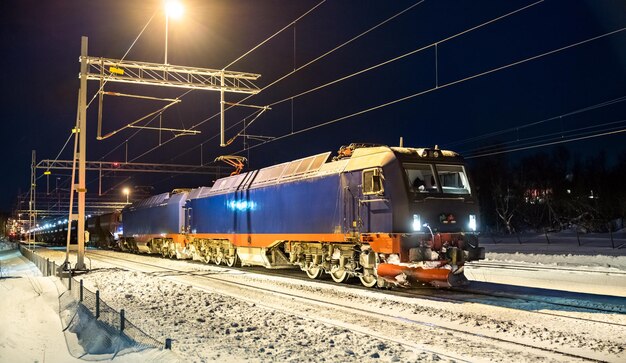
[469,146,626,233]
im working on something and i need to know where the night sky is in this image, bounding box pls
[1,0,625,213]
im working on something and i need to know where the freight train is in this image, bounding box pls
[120,143,484,288]
[33,212,121,249]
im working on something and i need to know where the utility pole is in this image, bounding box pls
[75,36,88,270]
[66,37,88,270]
[29,150,36,248]
[220,71,225,146]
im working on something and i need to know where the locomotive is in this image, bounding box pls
[121,143,484,288]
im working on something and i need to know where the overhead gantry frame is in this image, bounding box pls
[66,36,262,270]
[84,55,262,146]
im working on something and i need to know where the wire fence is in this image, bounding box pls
[19,246,172,352]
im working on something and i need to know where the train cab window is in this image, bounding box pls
[405,164,438,193]
[362,168,384,195]
[435,164,471,195]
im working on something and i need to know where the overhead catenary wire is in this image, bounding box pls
[97,1,329,166]
[460,117,626,156]
[266,0,544,108]
[86,10,158,109]
[464,124,626,159]
[84,3,622,194]
[85,2,328,191]
[466,122,626,157]
[149,1,580,187]
[97,89,194,161]
[259,0,427,97]
[222,0,327,71]
[443,96,626,148]
[128,1,429,164]
[157,0,544,165]
[43,131,74,174]
[232,25,626,155]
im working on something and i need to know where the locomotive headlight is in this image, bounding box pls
[469,214,477,231]
[412,214,421,231]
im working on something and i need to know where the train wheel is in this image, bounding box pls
[330,268,350,283]
[359,275,377,288]
[224,254,239,267]
[214,253,223,265]
[305,266,323,279]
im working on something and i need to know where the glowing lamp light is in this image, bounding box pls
[469,214,477,231]
[412,214,421,231]
[165,0,184,19]
[227,200,257,211]
[123,187,131,204]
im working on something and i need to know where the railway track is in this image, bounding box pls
[229,262,626,323]
[80,249,621,362]
[83,247,626,324]
[468,261,626,276]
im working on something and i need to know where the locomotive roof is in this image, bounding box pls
[189,145,465,199]
[126,190,188,211]
[390,146,464,162]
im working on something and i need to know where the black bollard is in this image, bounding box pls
[96,290,100,319]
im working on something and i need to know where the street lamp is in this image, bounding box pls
[123,187,130,204]
[164,0,184,64]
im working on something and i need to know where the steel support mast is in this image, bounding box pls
[74,36,89,270]
[29,150,36,247]
[66,36,262,270]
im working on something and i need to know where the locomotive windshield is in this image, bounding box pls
[405,163,471,196]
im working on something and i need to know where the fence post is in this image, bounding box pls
[80,280,84,302]
[576,230,581,246]
[120,309,125,332]
[609,225,615,249]
[68,270,72,290]
[95,290,100,319]
[165,338,172,350]
[544,231,550,244]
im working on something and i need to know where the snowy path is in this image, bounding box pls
[31,247,626,362]
[0,249,176,363]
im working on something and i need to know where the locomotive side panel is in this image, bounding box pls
[189,173,345,247]
[122,192,188,255]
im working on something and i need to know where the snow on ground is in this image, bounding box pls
[470,235,626,296]
[5,238,626,363]
[0,240,17,251]
[478,238,626,271]
[34,247,626,363]
[83,269,423,363]
[0,249,177,363]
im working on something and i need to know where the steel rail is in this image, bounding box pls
[468,261,626,276]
